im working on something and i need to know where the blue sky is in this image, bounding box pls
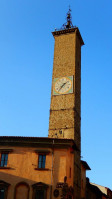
[0,0,112,189]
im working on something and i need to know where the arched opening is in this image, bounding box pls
[14,182,29,199]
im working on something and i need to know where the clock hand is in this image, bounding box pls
[58,81,68,92]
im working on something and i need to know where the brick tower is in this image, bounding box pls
[48,9,84,198]
[48,9,84,148]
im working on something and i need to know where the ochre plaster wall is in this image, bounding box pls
[0,145,74,199]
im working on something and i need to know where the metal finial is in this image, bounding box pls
[61,6,74,30]
[53,6,75,32]
[66,7,71,29]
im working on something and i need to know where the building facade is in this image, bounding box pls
[0,137,77,199]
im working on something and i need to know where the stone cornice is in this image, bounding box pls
[52,27,84,46]
[0,136,77,149]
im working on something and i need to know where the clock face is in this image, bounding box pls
[53,76,73,95]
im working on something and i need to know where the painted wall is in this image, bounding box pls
[0,145,74,199]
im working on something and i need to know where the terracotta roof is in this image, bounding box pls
[88,183,108,198]
[81,160,91,170]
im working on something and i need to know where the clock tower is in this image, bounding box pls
[48,9,84,151]
[48,10,84,198]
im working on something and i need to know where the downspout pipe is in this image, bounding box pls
[50,139,54,199]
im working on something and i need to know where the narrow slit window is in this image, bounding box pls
[69,167,71,178]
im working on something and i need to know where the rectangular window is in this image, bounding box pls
[38,154,46,169]
[0,153,8,167]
